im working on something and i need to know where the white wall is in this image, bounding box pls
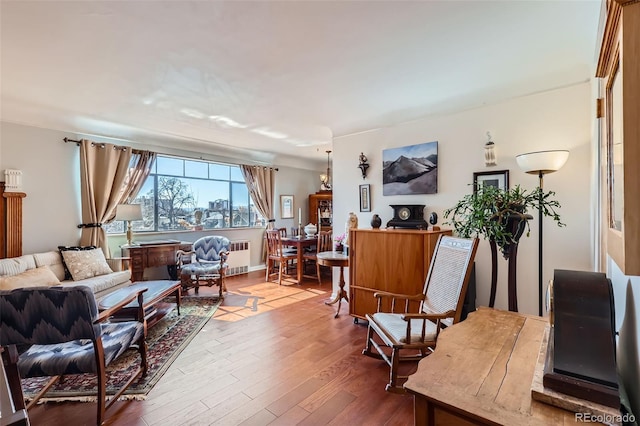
[0,121,321,269]
[332,82,593,316]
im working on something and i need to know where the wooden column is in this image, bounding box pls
[0,182,4,259]
[2,189,27,258]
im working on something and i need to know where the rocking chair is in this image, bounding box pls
[362,235,478,392]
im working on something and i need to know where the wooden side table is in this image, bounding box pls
[316,251,349,318]
[404,307,606,425]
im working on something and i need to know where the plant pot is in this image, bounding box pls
[499,213,533,259]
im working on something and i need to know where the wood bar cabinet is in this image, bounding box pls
[348,228,452,322]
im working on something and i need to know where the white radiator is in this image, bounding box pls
[227,240,250,276]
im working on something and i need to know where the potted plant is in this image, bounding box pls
[444,183,565,311]
[444,184,564,258]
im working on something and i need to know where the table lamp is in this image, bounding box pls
[115,204,143,246]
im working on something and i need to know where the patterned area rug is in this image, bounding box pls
[21,296,221,402]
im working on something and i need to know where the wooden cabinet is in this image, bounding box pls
[123,242,192,282]
[308,192,332,230]
[596,0,640,275]
[348,228,452,320]
[0,182,26,259]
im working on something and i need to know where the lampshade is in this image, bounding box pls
[516,150,569,175]
[115,204,143,221]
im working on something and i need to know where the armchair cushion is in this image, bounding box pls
[180,263,223,276]
[17,321,144,377]
[371,312,438,344]
[193,236,230,263]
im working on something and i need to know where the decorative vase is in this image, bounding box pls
[304,223,317,236]
[371,214,382,229]
[335,243,344,252]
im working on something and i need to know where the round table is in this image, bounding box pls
[316,251,349,318]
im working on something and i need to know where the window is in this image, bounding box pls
[105,156,265,234]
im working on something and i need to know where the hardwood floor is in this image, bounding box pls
[26,271,415,425]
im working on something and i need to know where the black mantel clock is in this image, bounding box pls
[386,204,428,229]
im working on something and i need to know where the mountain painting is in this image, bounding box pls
[382,141,438,195]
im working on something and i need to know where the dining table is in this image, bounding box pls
[280,235,318,284]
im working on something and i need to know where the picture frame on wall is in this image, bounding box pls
[359,184,371,212]
[382,141,438,195]
[473,170,510,192]
[280,195,294,219]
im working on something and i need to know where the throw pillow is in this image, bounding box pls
[60,248,113,281]
[58,245,97,280]
[0,265,61,290]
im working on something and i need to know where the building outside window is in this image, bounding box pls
[105,155,265,234]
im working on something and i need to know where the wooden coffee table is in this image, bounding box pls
[98,280,181,328]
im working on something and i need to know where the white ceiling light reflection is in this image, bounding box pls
[180,108,205,119]
[251,127,288,139]
[209,115,248,129]
[285,138,328,147]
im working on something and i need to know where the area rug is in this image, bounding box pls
[21,296,221,402]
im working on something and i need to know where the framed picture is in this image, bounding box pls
[280,195,294,219]
[359,184,371,212]
[473,170,509,192]
[382,141,438,195]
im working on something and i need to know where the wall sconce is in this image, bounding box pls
[115,204,143,246]
[358,152,370,179]
[484,132,497,167]
[320,150,332,191]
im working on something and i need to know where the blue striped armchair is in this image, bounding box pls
[176,236,230,298]
[0,285,148,425]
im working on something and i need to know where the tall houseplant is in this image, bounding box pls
[444,183,564,311]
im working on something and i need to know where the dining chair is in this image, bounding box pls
[362,235,478,393]
[0,285,148,425]
[265,230,297,285]
[302,230,333,284]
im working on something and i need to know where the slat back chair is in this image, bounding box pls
[265,230,297,285]
[302,230,333,284]
[362,235,479,393]
[0,285,148,425]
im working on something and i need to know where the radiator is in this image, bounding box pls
[227,240,250,276]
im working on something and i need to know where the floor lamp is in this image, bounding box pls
[516,150,569,316]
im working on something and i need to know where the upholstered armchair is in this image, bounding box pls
[0,285,148,425]
[176,236,230,298]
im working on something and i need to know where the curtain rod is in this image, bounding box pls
[63,137,278,170]
[63,137,144,154]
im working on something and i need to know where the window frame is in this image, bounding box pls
[106,155,264,234]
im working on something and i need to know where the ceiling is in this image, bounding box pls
[1,1,602,166]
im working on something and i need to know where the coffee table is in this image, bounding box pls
[98,280,181,328]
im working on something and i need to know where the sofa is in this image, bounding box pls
[0,250,132,299]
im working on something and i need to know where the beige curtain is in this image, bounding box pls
[240,165,276,261]
[78,140,133,255]
[120,150,157,205]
